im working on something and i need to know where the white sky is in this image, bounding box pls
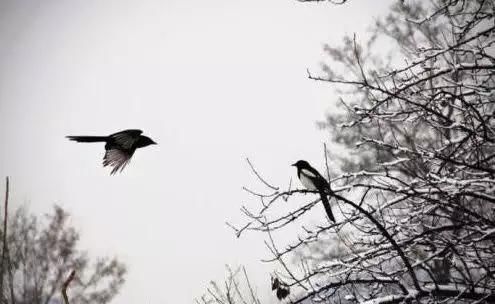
[0,0,392,303]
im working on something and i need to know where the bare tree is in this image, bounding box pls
[226,1,495,303]
[1,204,126,304]
[196,266,263,304]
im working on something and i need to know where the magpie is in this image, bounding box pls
[292,160,335,222]
[67,129,156,174]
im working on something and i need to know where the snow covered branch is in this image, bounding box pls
[227,1,495,303]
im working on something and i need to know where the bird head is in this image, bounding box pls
[138,136,157,147]
[291,160,310,169]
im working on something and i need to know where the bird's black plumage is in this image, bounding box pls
[67,129,156,174]
[292,160,335,222]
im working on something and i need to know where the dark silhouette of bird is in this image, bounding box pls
[292,160,335,222]
[67,129,156,174]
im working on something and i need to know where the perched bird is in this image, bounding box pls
[292,160,335,222]
[67,129,156,174]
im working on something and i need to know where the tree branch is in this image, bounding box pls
[0,177,9,302]
[330,191,422,292]
[61,270,76,304]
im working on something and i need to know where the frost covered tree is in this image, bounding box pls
[220,1,495,303]
[0,204,126,304]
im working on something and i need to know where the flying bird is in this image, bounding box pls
[67,129,156,174]
[292,160,335,222]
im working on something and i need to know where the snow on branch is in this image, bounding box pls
[228,1,495,303]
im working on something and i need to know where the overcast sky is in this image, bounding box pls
[0,0,392,303]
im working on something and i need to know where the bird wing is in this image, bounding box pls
[109,129,143,149]
[300,168,330,191]
[103,149,133,175]
[299,170,318,190]
[300,168,317,178]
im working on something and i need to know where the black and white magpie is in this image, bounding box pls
[67,129,156,174]
[292,160,335,222]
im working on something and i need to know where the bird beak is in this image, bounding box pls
[291,163,297,167]
[152,140,157,145]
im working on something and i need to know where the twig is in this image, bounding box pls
[330,191,422,292]
[242,266,261,304]
[0,177,9,301]
[323,143,332,186]
[62,270,76,304]
[246,158,279,191]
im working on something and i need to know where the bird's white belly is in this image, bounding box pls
[299,173,317,191]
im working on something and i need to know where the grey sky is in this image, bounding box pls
[0,0,392,303]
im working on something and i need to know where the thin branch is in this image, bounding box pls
[0,177,9,302]
[61,270,76,304]
[246,158,279,191]
[330,191,422,292]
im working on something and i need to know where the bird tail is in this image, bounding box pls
[66,136,108,143]
[319,190,335,222]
